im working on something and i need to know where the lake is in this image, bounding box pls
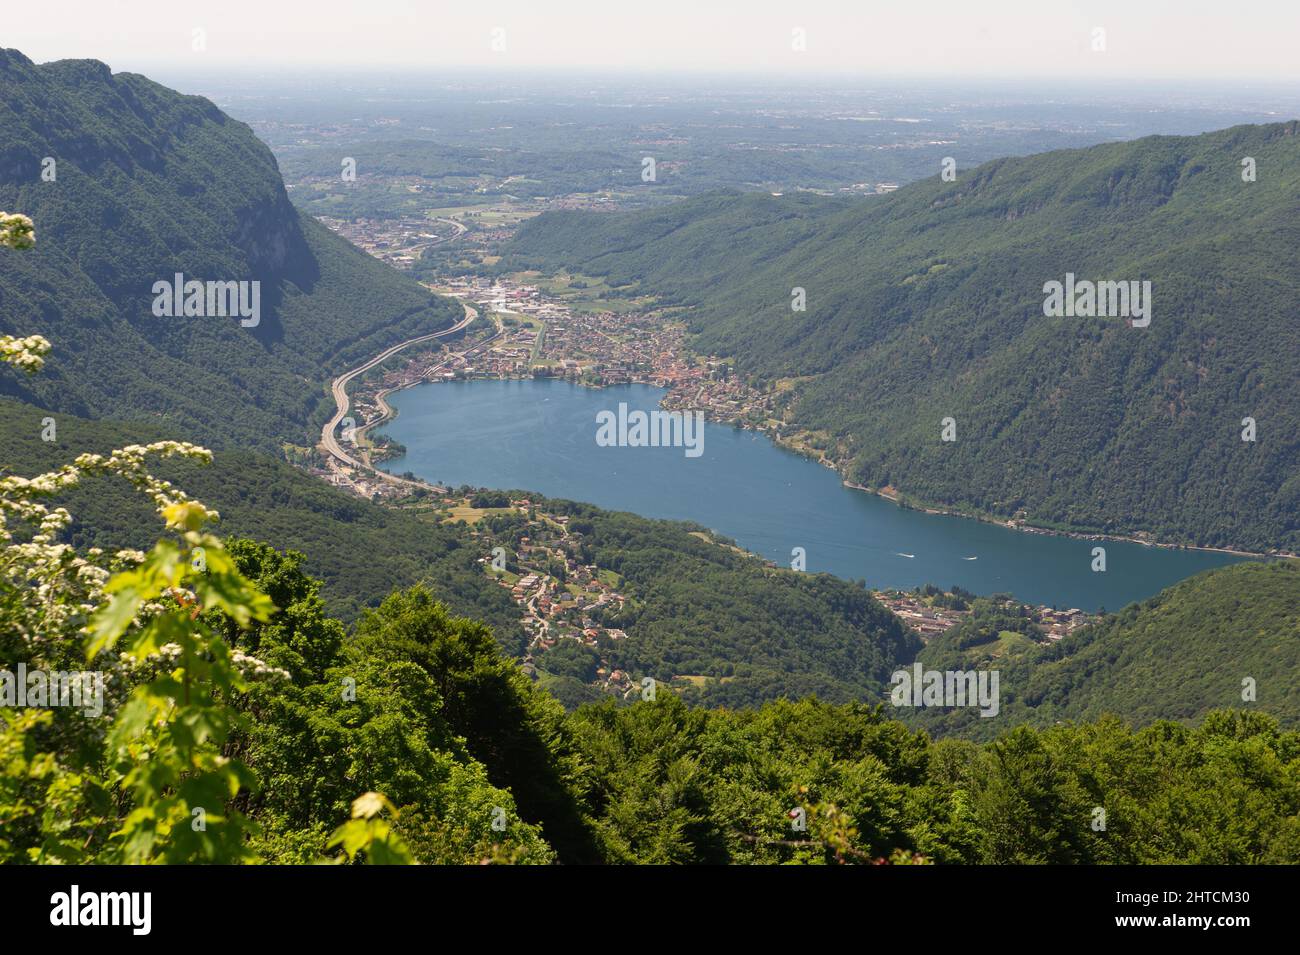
[376,379,1246,610]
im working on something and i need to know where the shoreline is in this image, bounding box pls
[836,480,1288,562]
[347,360,1292,564]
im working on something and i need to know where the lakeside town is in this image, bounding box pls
[874,589,1097,643]
[433,275,772,424]
[436,492,642,699]
[323,272,778,473]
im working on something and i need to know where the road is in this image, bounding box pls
[320,302,477,481]
[434,217,469,239]
[353,328,504,447]
[400,217,469,259]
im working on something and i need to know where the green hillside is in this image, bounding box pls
[902,560,1300,738]
[0,396,524,637]
[0,49,462,451]
[507,498,921,706]
[501,123,1300,553]
[0,396,918,700]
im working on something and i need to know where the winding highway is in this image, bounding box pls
[320,302,477,479]
[353,327,505,448]
[400,217,469,261]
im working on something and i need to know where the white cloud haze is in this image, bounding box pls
[5,0,1300,80]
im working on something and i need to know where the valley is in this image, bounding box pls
[3,34,1298,874]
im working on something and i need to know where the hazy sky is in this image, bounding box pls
[6,0,1299,80]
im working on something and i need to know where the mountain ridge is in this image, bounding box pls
[0,47,463,452]
[501,121,1300,553]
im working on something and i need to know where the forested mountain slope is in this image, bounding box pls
[0,396,524,637]
[502,122,1300,552]
[903,560,1300,739]
[0,49,461,451]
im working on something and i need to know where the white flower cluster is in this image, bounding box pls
[0,334,52,373]
[127,643,291,683]
[0,211,35,250]
[230,649,292,682]
[1,441,215,648]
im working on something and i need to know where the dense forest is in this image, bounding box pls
[5,472,1298,863]
[501,122,1300,553]
[0,48,463,452]
[903,560,1300,739]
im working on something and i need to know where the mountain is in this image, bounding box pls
[501,123,1300,553]
[902,560,1300,739]
[0,48,461,451]
[0,49,925,709]
[3,57,1297,867]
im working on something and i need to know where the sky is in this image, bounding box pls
[4,0,1299,81]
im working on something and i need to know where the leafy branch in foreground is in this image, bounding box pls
[1,214,408,863]
[325,792,415,865]
[0,432,276,861]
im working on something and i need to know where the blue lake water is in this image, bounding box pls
[377,379,1246,611]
